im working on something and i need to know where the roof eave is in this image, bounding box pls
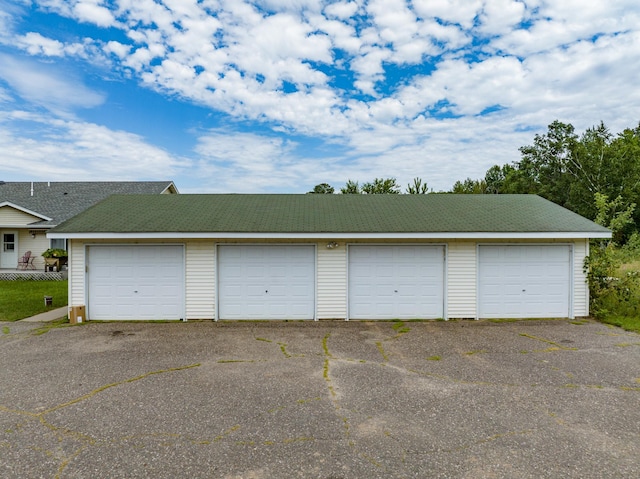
[162,181,179,194]
[2,224,53,229]
[0,201,53,221]
[48,231,613,240]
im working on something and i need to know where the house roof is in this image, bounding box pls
[0,181,177,227]
[49,194,611,239]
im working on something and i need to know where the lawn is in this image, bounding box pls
[592,248,640,334]
[0,280,68,321]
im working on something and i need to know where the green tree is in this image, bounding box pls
[585,193,637,317]
[476,121,640,239]
[340,179,361,194]
[307,183,334,194]
[484,164,519,194]
[406,177,430,194]
[450,178,487,194]
[341,178,400,194]
[593,193,636,245]
[361,177,401,194]
[517,120,578,207]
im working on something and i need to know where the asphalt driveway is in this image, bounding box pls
[1,318,639,478]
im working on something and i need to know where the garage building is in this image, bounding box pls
[48,194,611,321]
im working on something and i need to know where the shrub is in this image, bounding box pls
[42,248,68,258]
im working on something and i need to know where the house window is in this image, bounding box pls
[50,238,67,251]
[3,233,15,252]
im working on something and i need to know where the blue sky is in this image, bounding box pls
[0,0,639,193]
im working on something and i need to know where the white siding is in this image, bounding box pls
[317,243,347,319]
[65,237,593,322]
[447,242,476,319]
[0,206,41,225]
[186,241,215,320]
[69,240,85,307]
[573,239,589,317]
[16,230,49,270]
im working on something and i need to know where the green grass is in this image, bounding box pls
[0,280,68,321]
[597,315,640,333]
[593,248,640,334]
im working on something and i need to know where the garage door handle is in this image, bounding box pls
[394,290,398,293]
[265,290,268,293]
[134,290,138,293]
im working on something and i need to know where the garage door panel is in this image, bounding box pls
[247,265,266,278]
[245,285,265,297]
[218,245,315,320]
[349,245,444,320]
[88,245,184,320]
[269,285,288,297]
[479,245,570,319]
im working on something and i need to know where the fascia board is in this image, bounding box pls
[48,231,613,240]
[0,202,52,221]
[2,224,51,229]
[163,182,179,194]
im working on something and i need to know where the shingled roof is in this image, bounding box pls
[0,181,177,227]
[49,194,611,238]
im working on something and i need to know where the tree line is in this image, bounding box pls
[309,120,640,241]
[309,177,429,195]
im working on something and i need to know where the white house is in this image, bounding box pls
[48,194,611,321]
[0,181,177,270]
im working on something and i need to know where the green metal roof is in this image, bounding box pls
[49,194,610,236]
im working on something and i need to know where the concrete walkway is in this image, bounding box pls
[21,306,68,322]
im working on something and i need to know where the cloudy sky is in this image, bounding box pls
[0,1,638,193]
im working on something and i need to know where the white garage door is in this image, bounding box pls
[88,245,185,320]
[218,245,315,320]
[349,245,445,320]
[478,245,571,319]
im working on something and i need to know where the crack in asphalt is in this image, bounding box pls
[1,321,638,478]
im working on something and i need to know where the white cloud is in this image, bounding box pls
[36,0,116,27]
[324,1,358,20]
[0,54,105,115]
[412,0,482,29]
[478,0,526,36]
[16,32,66,56]
[2,0,640,192]
[192,130,333,192]
[73,1,115,27]
[0,0,21,43]
[255,0,324,12]
[307,14,361,53]
[0,85,11,103]
[195,130,294,172]
[104,40,131,59]
[491,0,640,56]
[12,31,108,63]
[0,111,189,180]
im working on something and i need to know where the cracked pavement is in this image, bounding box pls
[1,318,639,478]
